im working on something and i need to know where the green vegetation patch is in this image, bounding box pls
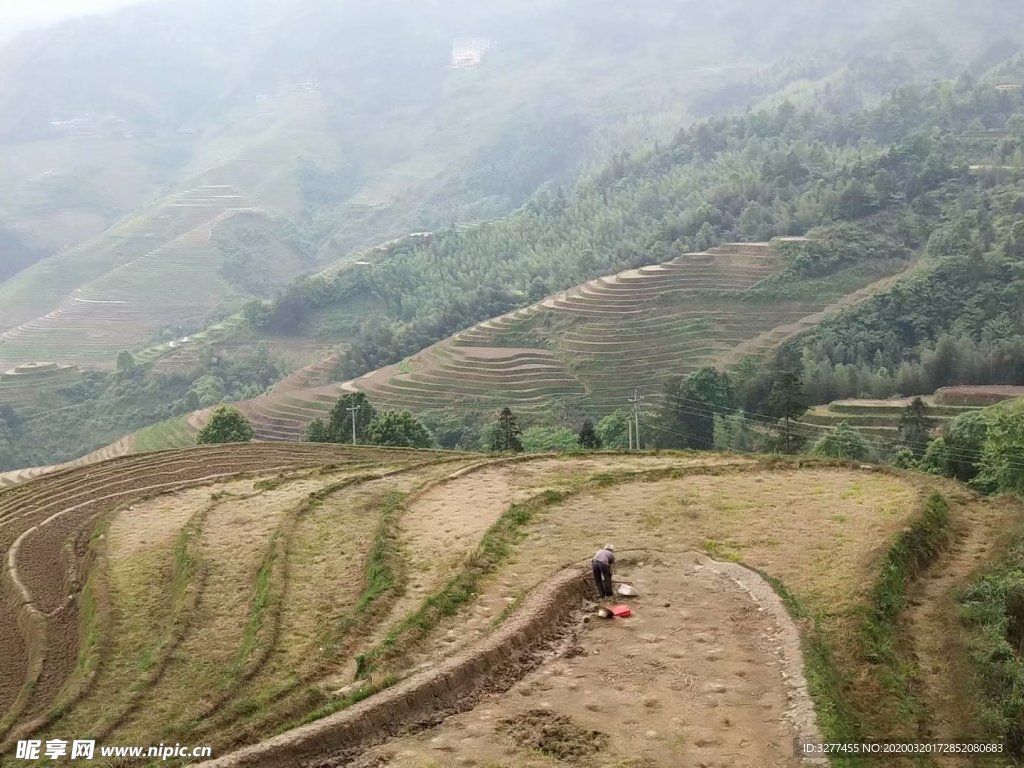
[960,523,1024,757]
[757,571,863,768]
[859,493,953,738]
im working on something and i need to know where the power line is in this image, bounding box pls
[328,390,1021,472]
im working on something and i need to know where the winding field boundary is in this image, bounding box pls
[198,551,827,768]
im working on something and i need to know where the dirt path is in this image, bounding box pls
[903,495,1022,760]
[358,554,821,768]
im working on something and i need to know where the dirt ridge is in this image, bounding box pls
[196,567,593,768]
[197,551,828,768]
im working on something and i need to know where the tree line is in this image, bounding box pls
[245,80,1024,389]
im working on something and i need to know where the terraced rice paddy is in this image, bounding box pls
[799,387,1024,446]
[0,187,254,371]
[225,241,908,441]
[0,445,1015,767]
[0,363,81,412]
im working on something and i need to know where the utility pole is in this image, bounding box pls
[347,403,361,445]
[627,419,633,451]
[627,387,644,450]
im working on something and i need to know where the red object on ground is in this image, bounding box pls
[610,604,632,618]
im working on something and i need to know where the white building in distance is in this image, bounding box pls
[451,39,495,68]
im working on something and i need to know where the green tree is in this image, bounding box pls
[197,406,254,445]
[596,408,655,450]
[485,407,523,453]
[597,409,630,450]
[419,410,482,451]
[304,417,330,443]
[366,410,433,448]
[116,349,136,373]
[766,361,808,454]
[241,299,272,329]
[658,368,734,449]
[522,426,577,453]
[899,396,933,457]
[945,410,989,480]
[327,392,376,444]
[978,408,1024,494]
[892,447,918,469]
[183,389,201,411]
[918,437,951,475]
[713,411,754,452]
[192,374,226,408]
[577,420,602,450]
[813,421,870,461]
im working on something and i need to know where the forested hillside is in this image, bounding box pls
[790,183,1024,401]
[3,34,1024,469]
[253,62,1024,388]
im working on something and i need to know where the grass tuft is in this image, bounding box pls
[861,494,952,665]
[353,489,570,679]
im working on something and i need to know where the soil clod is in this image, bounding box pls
[496,708,609,761]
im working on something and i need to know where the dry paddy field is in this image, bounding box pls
[0,446,1017,768]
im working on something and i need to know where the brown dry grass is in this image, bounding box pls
[112,478,327,742]
[398,468,928,672]
[27,452,1007,765]
[358,557,805,768]
[53,479,255,737]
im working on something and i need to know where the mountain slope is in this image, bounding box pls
[218,235,909,441]
[0,0,1020,376]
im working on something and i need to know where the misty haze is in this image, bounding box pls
[0,1,1023,766]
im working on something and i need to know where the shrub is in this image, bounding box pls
[813,421,870,460]
[196,406,254,445]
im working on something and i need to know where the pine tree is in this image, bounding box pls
[898,396,933,457]
[485,408,524,452]
[577,420,602,450]
[766,358,808,454]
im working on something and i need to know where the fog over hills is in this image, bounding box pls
[0,0,1021,468]
[3,5,1024,765]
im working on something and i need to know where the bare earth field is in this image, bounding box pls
[0,446,1016,768]
[360,554,813,768]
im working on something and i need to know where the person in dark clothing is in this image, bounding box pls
[592,544,615,598]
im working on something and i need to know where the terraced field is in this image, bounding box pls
[0,363,82,412]
[0,445,1015,767]
[0,187,255,371]
[799,386,1024,447]
[224,240,909,441]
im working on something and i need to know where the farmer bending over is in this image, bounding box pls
[592,544,615,598]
